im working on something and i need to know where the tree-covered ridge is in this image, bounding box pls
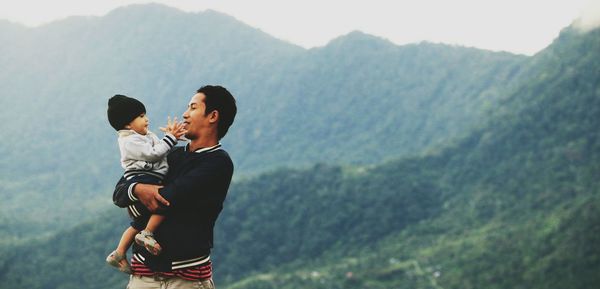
[1,24,599,289]
[0,3,525,236]
[218,25,600,288]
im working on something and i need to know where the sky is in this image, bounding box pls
[0,0,598,55]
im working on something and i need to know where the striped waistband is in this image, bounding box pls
[133,253,211,270]
[130,258,213,281]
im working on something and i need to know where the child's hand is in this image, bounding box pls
[160,117,187,140]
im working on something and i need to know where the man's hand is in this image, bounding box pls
[134,183,170,212]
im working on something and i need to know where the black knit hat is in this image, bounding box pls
[107,94,146,131]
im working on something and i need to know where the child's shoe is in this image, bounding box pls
[135,230,162,255]
[106,250,132,274]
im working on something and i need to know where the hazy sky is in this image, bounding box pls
[0,0,598,55]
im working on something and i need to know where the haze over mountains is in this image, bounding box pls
[0,3,526,234]
[0,3,599,289]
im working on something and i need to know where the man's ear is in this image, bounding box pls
[208,110,219,123]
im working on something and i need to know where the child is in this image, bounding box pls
[106,94,186,274]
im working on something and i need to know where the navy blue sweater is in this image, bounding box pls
[113,144,233,272]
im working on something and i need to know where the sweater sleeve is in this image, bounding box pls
[122,133,178,163]
[158,155,233,214]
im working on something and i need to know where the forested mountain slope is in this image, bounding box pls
[0,4,525,236]
[1,24,598,289]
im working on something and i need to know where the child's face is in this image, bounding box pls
[126,113,149,135]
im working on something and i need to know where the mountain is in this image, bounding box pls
[224,24,600,289]
[0,3,527,237]
[1,22,598,289]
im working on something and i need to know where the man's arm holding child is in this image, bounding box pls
[125,155,232,213]
[113,177,169,211]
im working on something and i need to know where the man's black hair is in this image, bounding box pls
[197,85,237,140]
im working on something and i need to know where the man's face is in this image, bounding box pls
[182,93,210,140]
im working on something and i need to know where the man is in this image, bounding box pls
[112,85,237,289]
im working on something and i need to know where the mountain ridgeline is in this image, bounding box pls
[0,4,599,289]
[0,4,525,236]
